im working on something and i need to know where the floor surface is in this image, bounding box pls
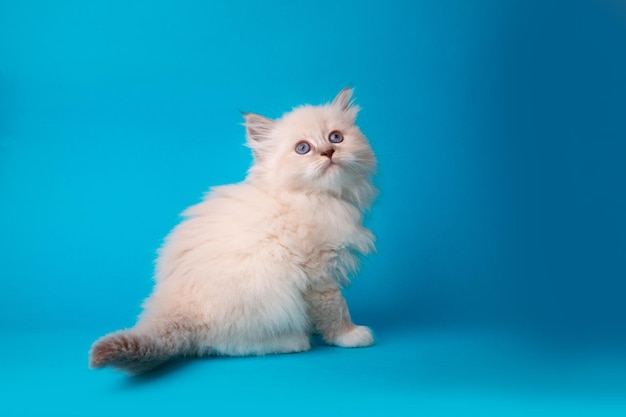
[2,326,625,417]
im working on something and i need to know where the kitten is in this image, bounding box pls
[89,88,377,374]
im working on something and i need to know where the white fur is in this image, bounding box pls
[136,89,376,356]
[331,326,375,348]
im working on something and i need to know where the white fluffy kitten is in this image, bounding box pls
[89,88,377,374]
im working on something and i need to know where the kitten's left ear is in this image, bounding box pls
[332,87,356,112]
[243,112,275,142]
[332,87,360,119]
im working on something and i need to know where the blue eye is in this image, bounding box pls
[295,141,311,154]
[329,131,343,143]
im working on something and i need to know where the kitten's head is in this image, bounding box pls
[243,88,376,209]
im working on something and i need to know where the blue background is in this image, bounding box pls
[1,0,625,416]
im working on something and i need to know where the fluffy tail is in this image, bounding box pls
[89,323,195,375]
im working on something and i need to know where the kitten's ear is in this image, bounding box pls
[242,112,275,142]
[332,87,355,112]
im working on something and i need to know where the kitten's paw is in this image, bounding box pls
[331,325,374,348]
[275,334,311,354]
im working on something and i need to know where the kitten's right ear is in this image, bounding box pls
[242,112,275,142]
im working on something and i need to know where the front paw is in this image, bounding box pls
[330,325,374,348]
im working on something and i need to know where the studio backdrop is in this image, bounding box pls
[1,0,625,415]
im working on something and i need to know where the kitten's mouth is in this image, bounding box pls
[325,160,340,171]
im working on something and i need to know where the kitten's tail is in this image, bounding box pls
[89,322,196,375]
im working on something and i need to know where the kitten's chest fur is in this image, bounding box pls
[274,193,374,284]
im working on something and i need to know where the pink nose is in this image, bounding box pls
[321,148,335,159]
